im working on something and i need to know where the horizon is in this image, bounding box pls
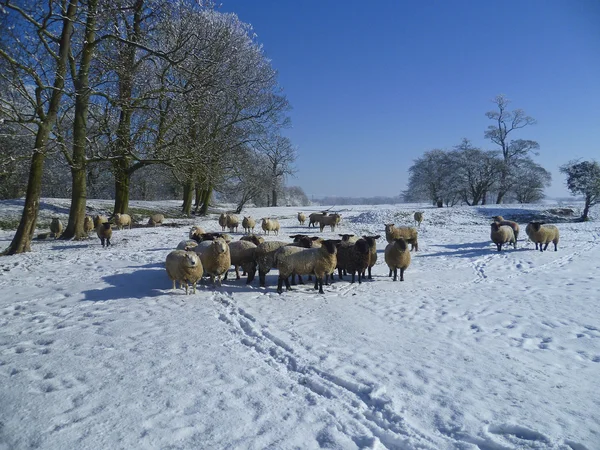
[219,0,600,200]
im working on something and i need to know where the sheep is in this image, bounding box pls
[527,222,559,252]
[114,213,132,230]
[308,212,328,228]
[336,238,370,283]
[195,238,231,285]
[319,213,341,232]
[490,222,516,252]
[96,222,112,247]
[176,239,199,251]
[242,216,256,234]
[225,240,257,282]
[191,232,231,243]
[297,212,306,225]
[226,214,240,233]
[165,250,204,295]
[414,212,424,227]
[254,237,315,287]
[148,213,164,227]
[384,224,418,251]
[50,218,63,239]
[384,238,411,281]
[218,213,228,231]
[339,234,359,244]
[83,216,94,234]
[362,235,381,279]
[240,234,264,245]
[492,215,520,243]
[276,240,340,294]
[189,225,205,241]
[261,218,280,235]
[93,215,108,228]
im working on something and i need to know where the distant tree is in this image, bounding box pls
[511,158,551,203]
[560,160,600,221]
[406,149,459,207]
[256,135,297,207]
[485,94,539,204]
[452,139,501,206]
[283,186,310,206]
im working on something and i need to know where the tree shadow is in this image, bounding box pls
[82,268,166,301]
[51,244,89,250]
[422,245,532,259]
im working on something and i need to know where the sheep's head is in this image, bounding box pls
[492,215,504,221]
[102,222,112,230]
[384,224,395,233]
[529,222,543,232]
[355,239,369,254]
[183,252,200,268]
[395,238,408,251]
[242,235,262,246]
[212,239,228,254]
[339,234,355,241]
[322,239,342,254]
[490,222,501,232]
[362,235,380,248]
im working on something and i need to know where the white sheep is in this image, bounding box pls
[319,213,341,232]
[261,218,280,235]
[218,213,228,231]
[148,213,164,227]
[414,212,424,227]
[490,222,516,251]
[50,218,63,239]
[492,215,519,243]
[384,224,418,251]
[297,212,306,225]
[176,239,199,251]
[226,214,240,233]
[93,215,108,228]
[195,238,231,285]
[83,216,94,234]
[384,238,411,281]
[165,250,204,294]
[189,225,206,241]
[276,240,340,294]
[242,216,256,234]
[527,222,559,252]
[114,213,132,230]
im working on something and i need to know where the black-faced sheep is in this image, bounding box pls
[276,240,340,294]
[114,213,132,230]
[384,224,418,251]
[337,238,370,283]
[96,222,112,247]
[492,215,519,243]
[93,215,108,228]
[225,240,257,282]
[384,238,411,281]
[490,222,516,252]
[527,222,559,252]
[362,235,381,279]
[254,237,316,287]
[165,250,204,294]
[242,216,256,234]
[148,213,164,227]
[414,212,424,227]
[50,218,63,239]
[297,212,306,225]
[339,234,359,244]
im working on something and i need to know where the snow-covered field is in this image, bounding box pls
[1,199,599,450]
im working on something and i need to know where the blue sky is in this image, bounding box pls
[219,0,600,199]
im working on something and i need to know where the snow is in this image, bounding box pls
[0,200,599,449]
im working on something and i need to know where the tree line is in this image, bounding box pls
[0,0,300,255]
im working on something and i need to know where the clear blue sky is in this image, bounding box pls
[219,0,600,200]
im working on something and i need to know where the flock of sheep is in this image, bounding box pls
[45,208,561,296]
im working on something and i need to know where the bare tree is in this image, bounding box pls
[484,94,539,204]
[0,0,78,255]
[453,139,500,206]
[255,135,297,207]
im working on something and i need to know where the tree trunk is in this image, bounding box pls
[182,181,194,216]
[194,185,202,209]
[63,167,87,240]
[436,200,443,208]
[481,191,487,205]
[581,196,591,221]
[113,160,131,215]
[2,1,78,255]
[495,191,505,204]
[272,188,278,207]
[198,185,212,216]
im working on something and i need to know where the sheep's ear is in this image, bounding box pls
[311,236,320,241]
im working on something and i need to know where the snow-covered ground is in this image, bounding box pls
[1,199,598,450]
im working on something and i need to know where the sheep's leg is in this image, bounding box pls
[100,237,105,247]
[291,274,297,286]
[338,268,344,280]
[317,277,325,294]
[297,274,305,285]
[106,237,111,247]
[388,268,392,278]
[496,243,502,251]
[350,271,356,284]
[223,270,229,281]
[543,242,549,252]
[285,277,291,291]
[259,269,267,287]
[313,277,319,291]
[539,244,544,252]
[191,281,197,294]
[368,267,372,279]
[184,283,189,295]
[553,242,558,251]
[400,268,405,281]
[277,277,284,294]
[235,266,241,280]
[393,268,398,281]
[246,268,256,284]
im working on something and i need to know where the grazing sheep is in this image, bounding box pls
[527,222,560,252]
[218,213,228,231]
[83,216,94,234]
[362,235,381,279]
[226,214,240,233]
[114,213,132,230]
[50,218,63,239]
[297,212,306,225]
[384,238,411,281]
[308,212,328,228]
[240,234,264,245]
[148,213,164,227]
[337,238,370,283]
[176,239,199,251]
[196,238,231,285]
[414,212,424,227]
[225,240,257,282]
[165,250,204,294]
[492,215,520,243]
[261,218,280,235]
[242,216,256,234]
[93,215,108,228]
[96,222,112,247]
[276,240,340,294]
[384,224,418,251]
[189,225,205,241]
[319,213,341,232]
[490,222,516,252]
